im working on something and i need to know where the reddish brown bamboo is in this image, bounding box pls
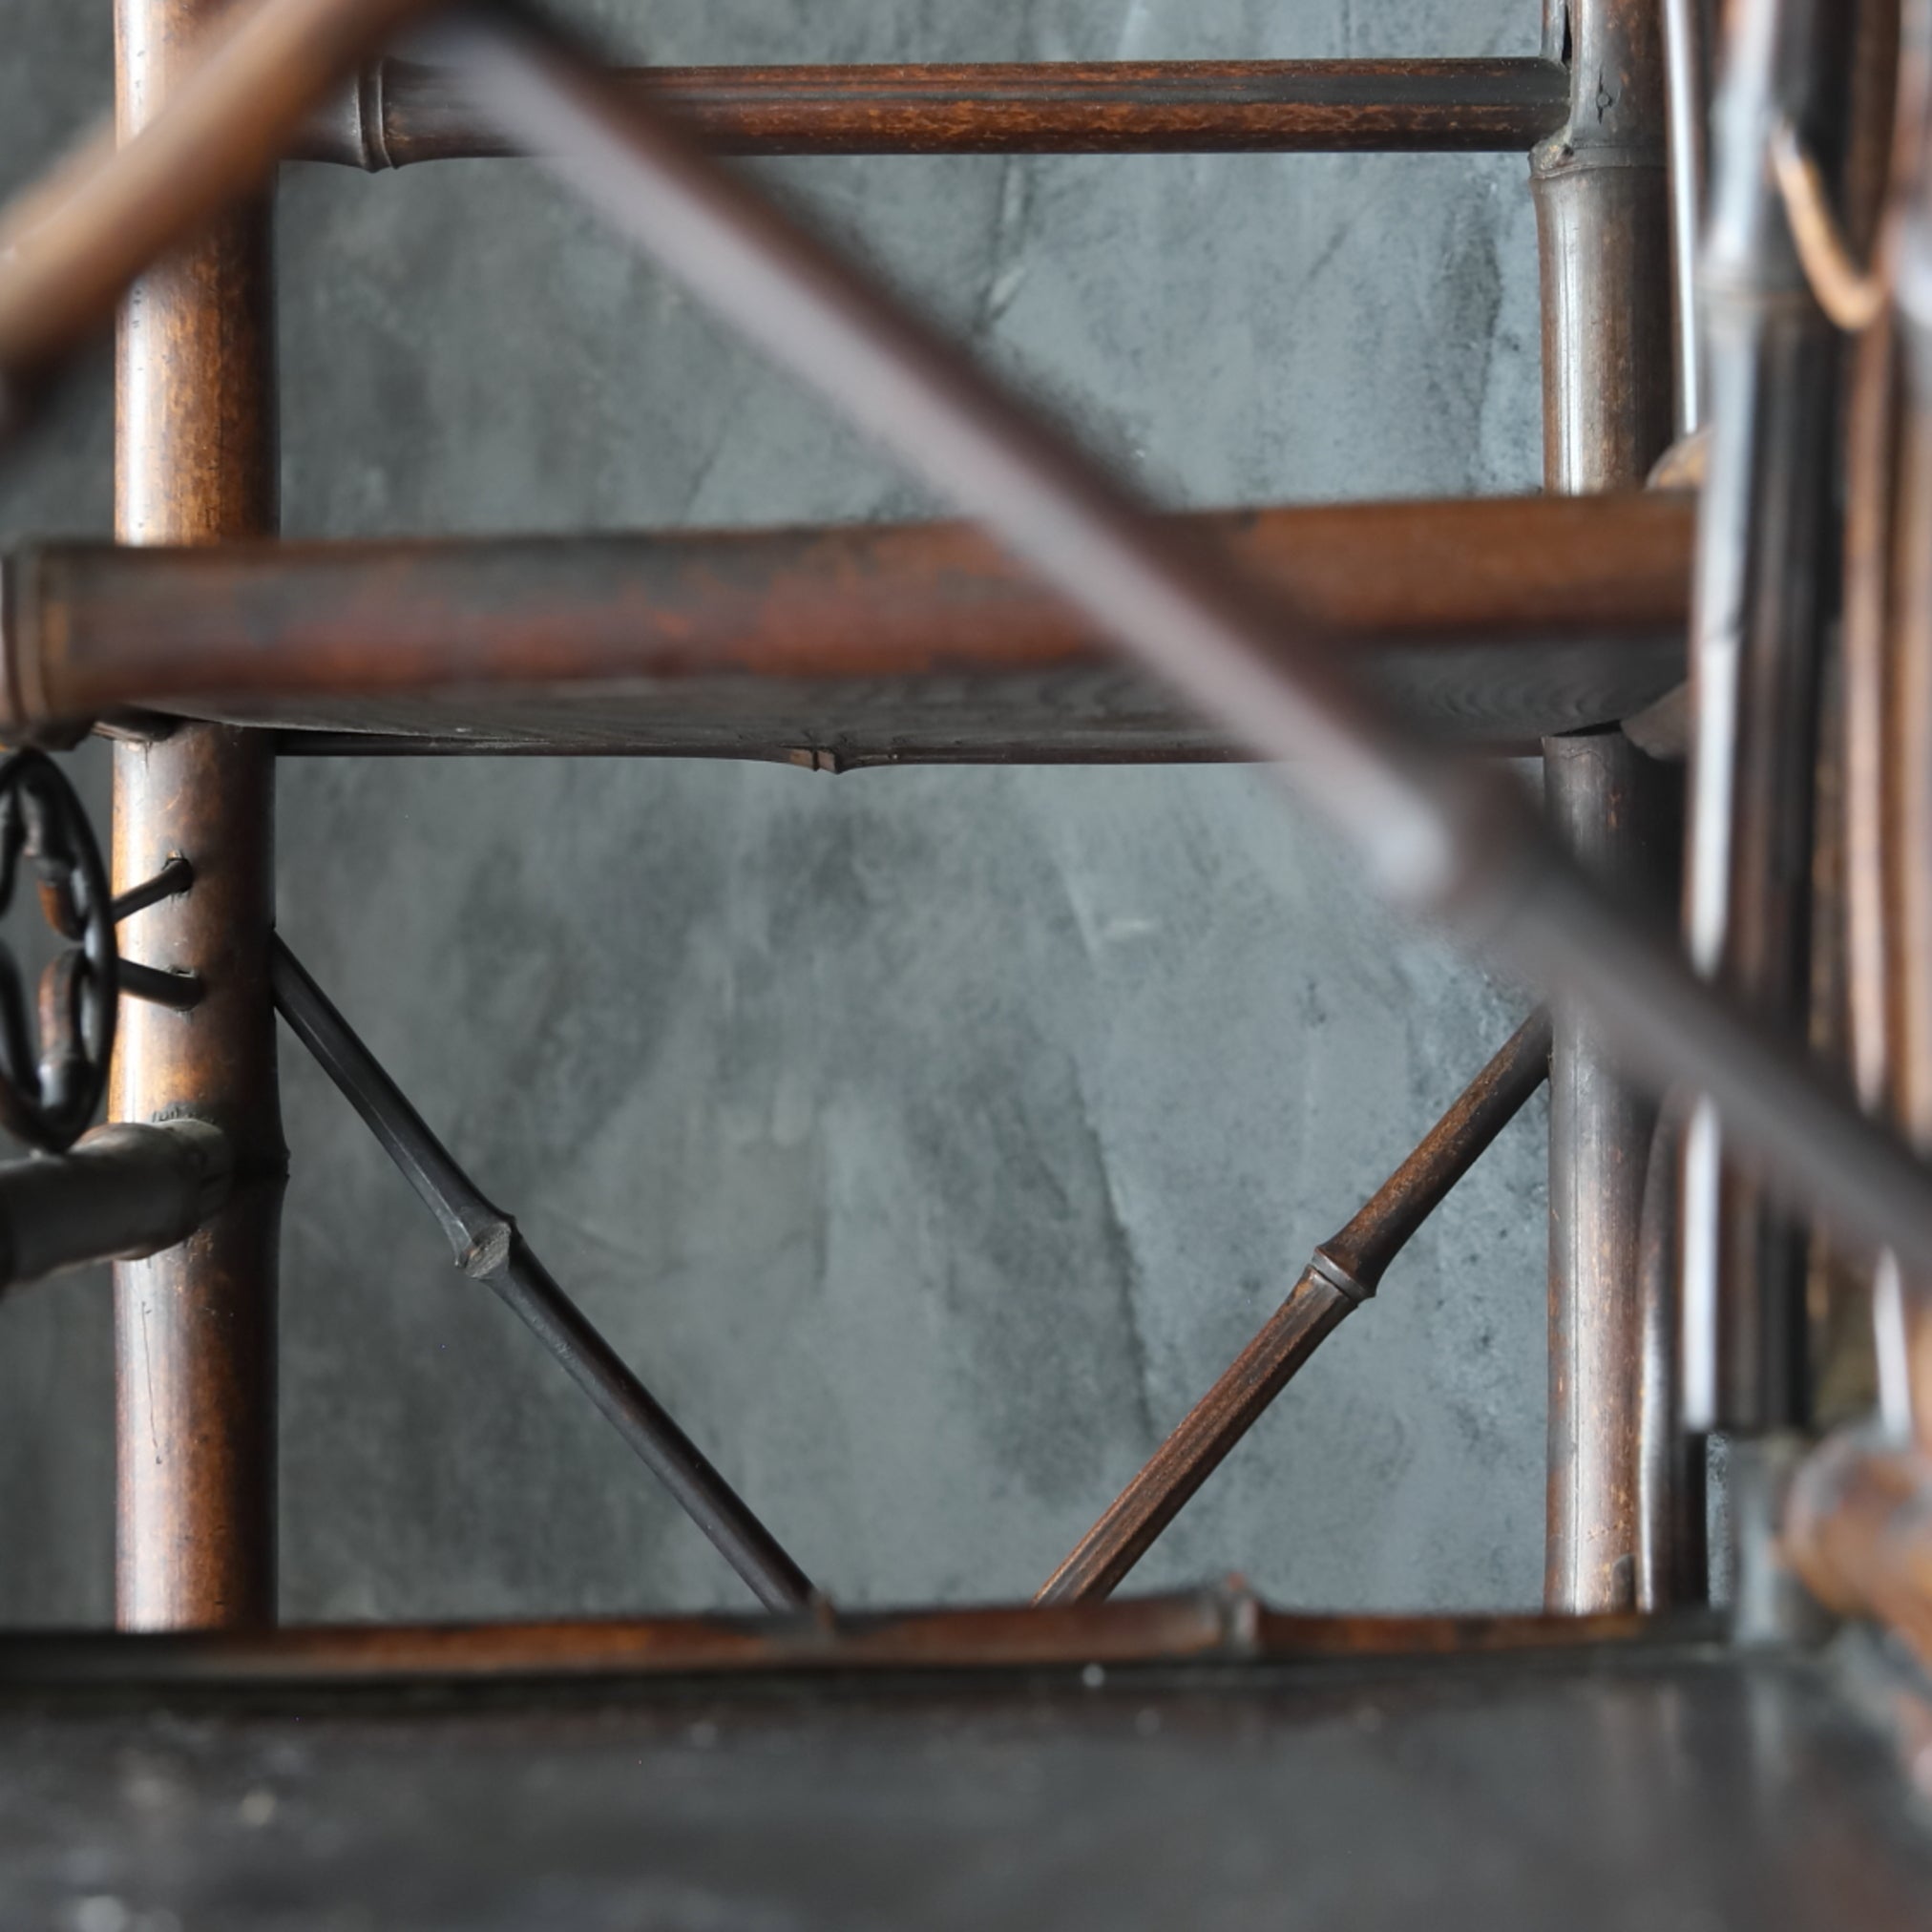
[0,1589,1672,1690]
[292,56,1570,166]
[1037,1012,1552,1606]
[0,494,1694,756]
[1817,0,1912,1448]
[1533,0,1683,1615]
[112,0,284,1634]
[1783,1429,1932,1668]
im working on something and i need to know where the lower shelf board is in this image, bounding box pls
[0,1615,1927,1930]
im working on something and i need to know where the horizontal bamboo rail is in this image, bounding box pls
[9,1,1932,1324]
[293,56,1571,165]
[0,1587,1690,1688]
[0,493,1692,758]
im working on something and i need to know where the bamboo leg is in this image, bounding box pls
[1680,0,1852,1441]
[1531,0,1682,1613]
[112,0,284,1631]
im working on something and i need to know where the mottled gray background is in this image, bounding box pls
[0,0,1549,1624]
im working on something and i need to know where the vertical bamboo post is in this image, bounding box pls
[113,0,284,1630]
[1680,0,1851,1453]
[1532,0,1683,1612]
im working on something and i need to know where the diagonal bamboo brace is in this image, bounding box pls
[269,936,817,1613]
[1038,1010,1552,1606]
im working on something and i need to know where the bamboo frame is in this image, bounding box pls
[0,493,1693,757]
[1532,0,1685,1616]
[0,0,1920,1712]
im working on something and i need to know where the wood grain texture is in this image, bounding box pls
[1544,735,1683,1614]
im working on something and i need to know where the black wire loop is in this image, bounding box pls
[0,749,117,1150]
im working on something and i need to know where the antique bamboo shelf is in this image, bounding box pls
[0,0,1927,1922]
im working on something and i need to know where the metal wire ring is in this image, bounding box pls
[0,748,117,1150]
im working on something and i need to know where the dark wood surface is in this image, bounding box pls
[0,1639,1925,1930]
[0,1595,1687,1686]
[220,632,1683,761]
[293,56,1570,165]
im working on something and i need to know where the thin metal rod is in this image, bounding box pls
[441,10,1932,1288]
[116,959,203,1010]
[0,1118,230,1292]
[292,55,1571,167]
[266,935,815,1613]
[110,853,193,923]
[1037,1010,1551,1606]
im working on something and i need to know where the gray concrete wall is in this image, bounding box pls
[0,0,1550,1625]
